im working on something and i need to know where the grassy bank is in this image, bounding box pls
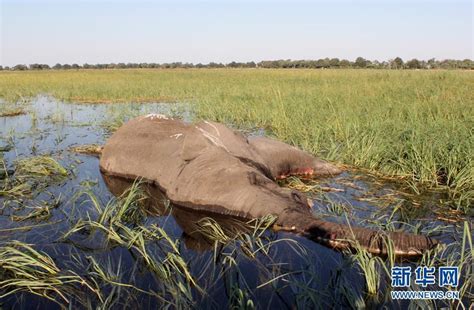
[0,69,473,211]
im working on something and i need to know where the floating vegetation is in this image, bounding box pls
[0,241,99,304]
[0,99,29,117]
[1,156,68,199]
[15,156,68,179]
[69,144,103,156]
[0,109,26,117]
[10,197,61,222]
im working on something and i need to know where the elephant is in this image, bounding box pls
[99,114,438,257]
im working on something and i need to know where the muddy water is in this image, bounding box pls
[0,97,470,308]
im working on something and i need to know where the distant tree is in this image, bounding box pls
[419,60,427,69]
[13,64,28,70]
[29,63,41,70]
[459,59,473,69]
[329,58,340,68]
[29,63,50,70]
[354,57,367,68]
[427,58,437,69]
[0,65,3,70]
[246,61,256,68]
[371,60,381,69]
[227,61,238,68]
[208,62,224,68]
[365,59,373,68]
[339,59,351,68]
[391,57,404,69]
[8,59,472,71]
[406,58,421,69]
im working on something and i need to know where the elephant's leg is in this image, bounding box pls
[248,136,342,180]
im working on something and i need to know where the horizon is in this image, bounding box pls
[1,0,473,67]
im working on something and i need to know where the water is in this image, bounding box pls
[0,96,470,308]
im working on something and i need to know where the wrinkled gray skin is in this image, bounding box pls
[100,115,438,257]
[103,174,253,252]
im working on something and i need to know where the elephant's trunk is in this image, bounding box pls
[298,218,438,257]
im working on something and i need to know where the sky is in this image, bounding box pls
[0,0,472,66]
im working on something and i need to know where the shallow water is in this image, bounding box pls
[0,97,470,308]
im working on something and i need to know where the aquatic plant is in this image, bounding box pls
[15,156,67,179]
[0,241,99,304]
[1,69,471,212]
[0,70,472,308]
[0,156,68,199]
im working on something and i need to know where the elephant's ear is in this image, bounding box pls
[180,130,211,162]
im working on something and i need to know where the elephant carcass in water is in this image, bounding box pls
[102,173,255,252]
[99,114,438,257]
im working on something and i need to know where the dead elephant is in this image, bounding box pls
[99,114,438,257]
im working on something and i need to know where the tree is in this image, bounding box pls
[339,59,351,68]
[246,61,256,68]
[53,63,62,70]
[427,58,437,69]
[406,58,421,69]
[391,57,404,69]
[227,61,239,68]
[13,64,28,70]
[460,59,473,69]
[354,57,367,68]
[329,58,340,68]
[29,63,41,70]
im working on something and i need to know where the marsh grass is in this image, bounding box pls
[0,156,68,200]
[0,241,99,304]
[2,178,471,308]
[1,69,471,211]
[64,181,199,307]
[10,197,61,222]
[69,144,103,156]
[0,100,28,117]
[0,69,473,308]
[15,156,67,179]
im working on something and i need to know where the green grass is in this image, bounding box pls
[0,68,472,213]
[0,241,99,304]
[1,155,68,198]
[1,179,472,308]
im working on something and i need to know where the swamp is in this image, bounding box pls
[0,69,472,309]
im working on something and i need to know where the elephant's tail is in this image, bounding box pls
[302,218,439,257]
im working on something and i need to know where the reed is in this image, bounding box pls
[1,69,471,212]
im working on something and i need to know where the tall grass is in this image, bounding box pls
[1,69,471,211]
[0,241,99,304]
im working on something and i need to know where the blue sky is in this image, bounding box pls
[1,0,472,66]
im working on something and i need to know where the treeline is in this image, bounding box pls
[2,57,473,71]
